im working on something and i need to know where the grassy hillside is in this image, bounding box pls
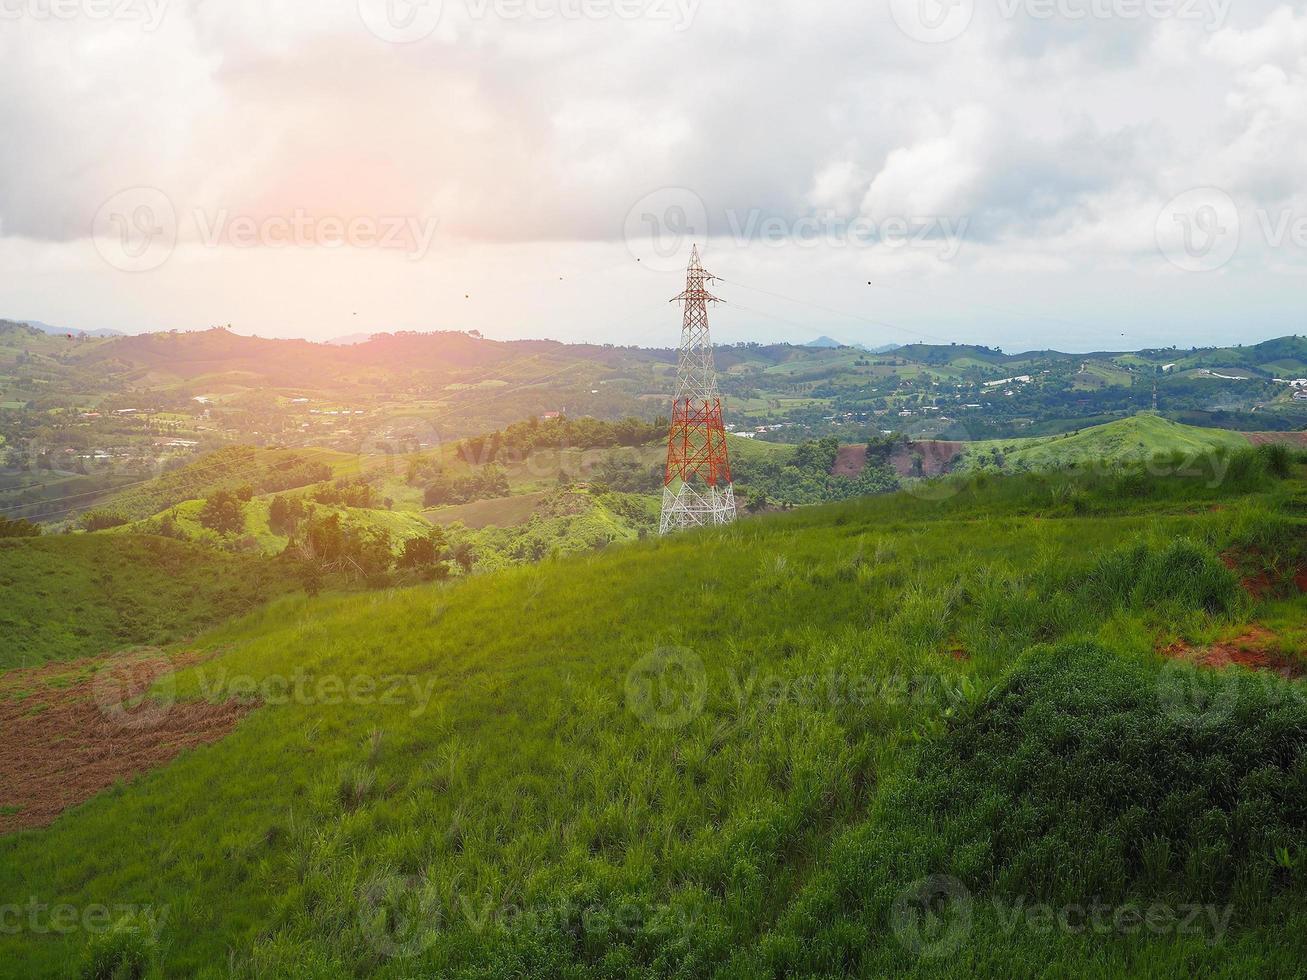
[451,487,658,569]
[1,457,1304,976]
[961,415,1251,472]
[115,494,435,557]
[0,535,298,669]
[93,447,358,524]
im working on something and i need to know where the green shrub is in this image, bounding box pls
[81,510,129,531]
[1082,538,1240,615]
[1258,443,1293,479]
[79,913,160,980]
[746,642,1307,976]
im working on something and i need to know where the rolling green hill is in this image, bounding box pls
[92,446,359,524]
[0,535,298,670]
[1,456,1304,976]
[113,494,437,556]
[962,415,1252,472]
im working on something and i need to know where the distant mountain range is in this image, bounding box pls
[806,336,901,354]
[14,319,123,339]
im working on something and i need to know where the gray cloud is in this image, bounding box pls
[2,0,1306,261]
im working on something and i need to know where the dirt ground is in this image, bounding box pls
[1246,432,1307,448]
[1221,552,1307,601]
[832,441,966,479]
[1160,626,1305,680]
[0,649,251,833]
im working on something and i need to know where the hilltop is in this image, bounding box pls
[963,414,1253,471]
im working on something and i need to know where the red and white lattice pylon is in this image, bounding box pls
[659,246,737,535]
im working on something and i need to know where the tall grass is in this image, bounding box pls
[0,466,1302,978]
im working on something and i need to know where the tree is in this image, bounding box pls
[81,510,128,531]
[268,495,304,535]
[0,517,40,538]
[155,512,186,540]
[449,541,476,573]
[397,529,450,579]
[198,489,245,535]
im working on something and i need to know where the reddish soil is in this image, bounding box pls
[1160,626,1305,680]
[1222,552,1273,600]
[1221,551,1307,601]
[833,441,966,480]
[0,649,252,833]
[831,445,866,478]
[1245,432,1307,448]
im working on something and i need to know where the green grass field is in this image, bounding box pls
[115,494,436,557]
[96,447,364,524]
[1,452,1304,977]
[0,535,298,670]
[962,415,1251,473]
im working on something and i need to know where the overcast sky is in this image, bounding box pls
[2,0,1305,351]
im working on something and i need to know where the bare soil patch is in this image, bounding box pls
[0,648,251,833]
[1246,432,1307,448]
[1160,626,1305,680]
[833,441,966,480]
[1221,551,1307,601]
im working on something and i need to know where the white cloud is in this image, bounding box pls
[4,0,1307,346]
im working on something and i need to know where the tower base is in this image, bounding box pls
[659,482,737,536]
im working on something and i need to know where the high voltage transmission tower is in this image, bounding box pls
[659,246,737,535]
